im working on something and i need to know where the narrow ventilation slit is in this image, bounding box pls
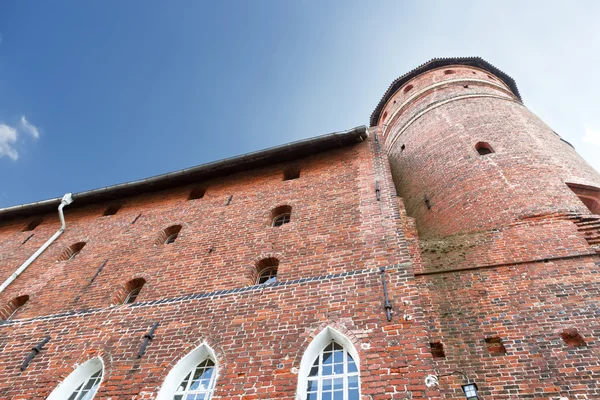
[283,166,301,181]
[403,84,413,94]
[561,328,586,347]
[485,337,507,355]
[23,218,42,232]
[475,141,494,156]
[444,69,455,75]
[22,234,34,245]
[188,186,206,200]
[103,204,122,216]
[131,213,142,224]
[430,342,446,358]
[271,205,292,227]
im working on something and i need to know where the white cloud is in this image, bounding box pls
[583,127,600,146]
[0,124,19,160]
[0,116,41,161]
[20,116,40,139]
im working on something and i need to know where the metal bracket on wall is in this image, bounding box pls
[89,259,108,284]
[225,195,233,206]
[20,336,50,371]
[380,267,393,321]
[138,322,159,358]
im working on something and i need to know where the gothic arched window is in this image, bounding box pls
[173,358,217,399]
[297,327,361,400]
[156,344,218,400]
[47,357,104,400]
[306,342,359,400]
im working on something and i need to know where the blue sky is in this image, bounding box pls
[1,1,599,207]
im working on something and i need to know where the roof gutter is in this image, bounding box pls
[0,126,368,220]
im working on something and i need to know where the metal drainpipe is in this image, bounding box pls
[0,193,74,294]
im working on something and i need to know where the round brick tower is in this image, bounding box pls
[371,57,600,239]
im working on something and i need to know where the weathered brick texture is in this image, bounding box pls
[0,136,439,399]
[376,60,600,399]
[2,58,600,399]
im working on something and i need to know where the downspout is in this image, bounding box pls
[0,193,74,294]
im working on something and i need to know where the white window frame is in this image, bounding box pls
[47,357,104,400]
[156,343,218,400]
[296,327,361,400]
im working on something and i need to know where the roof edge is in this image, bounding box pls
[0,126,368,220]
[369,57,522,127]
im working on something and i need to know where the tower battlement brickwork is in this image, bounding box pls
[1,58,600,399]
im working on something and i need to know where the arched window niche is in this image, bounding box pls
[296,327,361,400]
[47,357,104,400]
[156,343,218,400]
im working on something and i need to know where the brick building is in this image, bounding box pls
[1,57,600,399]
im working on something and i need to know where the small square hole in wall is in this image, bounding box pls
[485,337,506,355]
[561,328,586,347]
[475,141,494,156]
[430,342,445,358]
[103,204,122,216]
[23,218,42,232]
[283,166,300,181]
[188,186,206,200]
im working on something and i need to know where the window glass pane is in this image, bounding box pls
[307,393,318,400]
[333,350,344,363]
[348,375,359,389]
[333,378,343,391]
[322,378,333,392]
[347,358,358,373]
[348,388,360,400]
[322,393,332,400]
[322,365,332,376]
[333,362,344,374]
[333,391,344,400]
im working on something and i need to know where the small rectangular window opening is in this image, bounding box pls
[430,342,446,358]
[188,186,206,201]
[485,337,506,355]
[283,166,301,181]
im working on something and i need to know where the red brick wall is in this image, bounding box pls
[377,63,600,399]
[0,137,440,399]
[379,65,600,239]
